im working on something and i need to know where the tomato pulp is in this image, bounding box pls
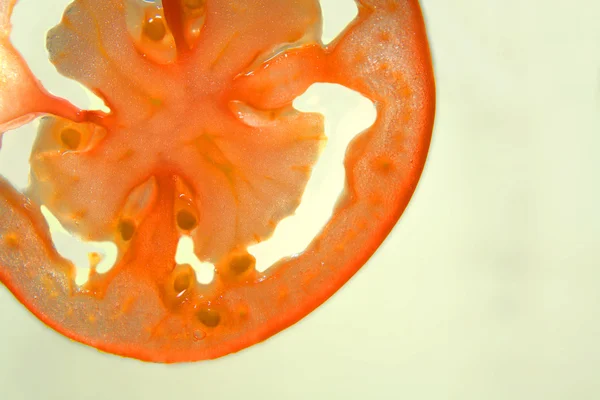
[0,0,435,362]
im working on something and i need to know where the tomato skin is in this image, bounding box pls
[0,0,434,362]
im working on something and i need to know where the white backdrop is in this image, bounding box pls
[1,0,599,399]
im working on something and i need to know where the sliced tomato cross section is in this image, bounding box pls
[0,0,435,362]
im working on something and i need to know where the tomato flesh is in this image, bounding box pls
[0,0,435,362]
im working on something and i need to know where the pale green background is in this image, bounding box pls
[1,0,600,399]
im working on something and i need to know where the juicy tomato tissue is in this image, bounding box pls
[0,0,434,362]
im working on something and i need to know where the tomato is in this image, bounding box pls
[0,0,434,362]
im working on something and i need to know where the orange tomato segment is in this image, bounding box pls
[0,0,435,362]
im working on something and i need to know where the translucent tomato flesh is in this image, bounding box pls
[0,0,434,362]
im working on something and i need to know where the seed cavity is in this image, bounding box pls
[125,2,176,64]
[229,253,255,275]
[180,0,206,49]
[177,209,198,231]
[60,128,81,150]
[173,271,192,293]
[118,219,136,241]
[143,16,167,42]
[197,309,221,327]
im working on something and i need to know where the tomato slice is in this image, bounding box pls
[0,0,435,362]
